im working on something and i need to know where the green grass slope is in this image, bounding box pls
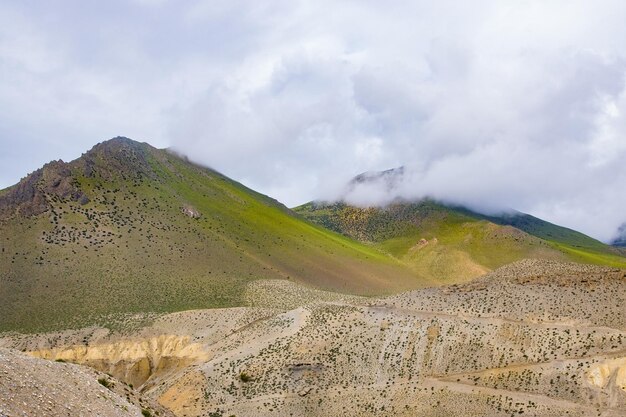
[462,208,609,251]
[456,206,626,267]
[294,200,626,283]
[0,138,421,332]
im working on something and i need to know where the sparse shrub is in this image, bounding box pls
[97,377,112,389]
[239,372,252,382]
[141,409,152,417]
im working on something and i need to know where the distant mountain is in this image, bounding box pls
[349,166,405,189]
[612,223,626,247]
[0,138,421,332]
[295,169,626,283]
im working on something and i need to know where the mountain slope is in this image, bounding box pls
[295,175,626,283]
[0,137,421,332]
[463,207,617,250]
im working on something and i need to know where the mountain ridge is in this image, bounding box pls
[327,165,618,247]
[295,169,626,282]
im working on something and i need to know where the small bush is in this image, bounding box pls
[141,409,152,417]
[97,377,112,389]
[239,372,252,382]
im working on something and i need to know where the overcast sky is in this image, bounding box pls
[1,0,626,242]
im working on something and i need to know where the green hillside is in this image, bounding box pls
[463,208,610,251]
[294,199,626,283]
[0,138,421,332]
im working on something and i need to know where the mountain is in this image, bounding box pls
[295,170,626,283]
[613,223,626,247]
[0,137,421,332]
[3,148,625,416]
[349,166,405,190]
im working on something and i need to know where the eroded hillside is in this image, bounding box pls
[0,348,174,417]
[2,260,625,416]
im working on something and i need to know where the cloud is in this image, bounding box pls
[1,1,626,241]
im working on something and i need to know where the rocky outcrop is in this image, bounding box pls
[0,160,87,218]
[0,348,174,417]
[78,136,156,181]
[29,335,208,389]
[587,358,626,396]
[0,137,156,219]
[181,205,201,219]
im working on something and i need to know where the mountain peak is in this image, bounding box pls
[0,137,156,218]
[80,136,155,181]
[349,166,405,186]
[333,166,407,207]
[86,136,150,153]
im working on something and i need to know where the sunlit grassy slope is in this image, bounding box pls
[294,200,626,283]
[0,138,421,332]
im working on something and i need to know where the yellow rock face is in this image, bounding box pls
[28,335,208,388]
[586,358,626,391]
[157,369,208,416]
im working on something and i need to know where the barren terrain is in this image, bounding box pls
[2,259,625,416]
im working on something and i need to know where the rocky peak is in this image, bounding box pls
[0,158,88,218]
[334,166,407,206]
[350,166,405,186]
[79,137,155,181]
[0,136,154,219]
